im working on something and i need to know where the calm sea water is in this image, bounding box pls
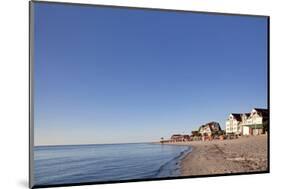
[34,143,191,185]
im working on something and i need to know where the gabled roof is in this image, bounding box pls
[205,121,219,125]
[171,134,181,137]
[244,113,251,117]
[170,134,183,140]
[230,113,243,121]
[199,121,221,132]
[253,108,269,117]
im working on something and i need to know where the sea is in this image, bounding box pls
[33,143,192,186]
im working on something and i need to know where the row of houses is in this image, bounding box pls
[170,134,190,142]
[225,108,268,136]
[168,122,222,142]
[166,108,268,143]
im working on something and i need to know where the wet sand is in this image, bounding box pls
[172,135,268,176]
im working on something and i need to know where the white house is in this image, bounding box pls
[241,108,268,135]
[225,113,243,135]
[226,108,268,136]
[199,122,221,136]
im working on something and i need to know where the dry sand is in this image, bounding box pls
[172,135,268,176]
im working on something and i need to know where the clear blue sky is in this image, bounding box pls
[34,2,268,146]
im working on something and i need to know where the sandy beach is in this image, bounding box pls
[171,135,268,176]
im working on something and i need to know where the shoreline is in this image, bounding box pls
[156,146,193,178]
[168,135,268,176]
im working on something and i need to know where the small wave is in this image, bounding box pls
[155,147,192,177]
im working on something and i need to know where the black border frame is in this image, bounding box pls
[29,1,270,188]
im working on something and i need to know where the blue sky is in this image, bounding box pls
[34,3,268,145]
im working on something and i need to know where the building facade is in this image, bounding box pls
[170,134,190,142]
[241,108,268,135]
[198,122,221,136]
[226,113,243,135]
[226,108,268,136]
